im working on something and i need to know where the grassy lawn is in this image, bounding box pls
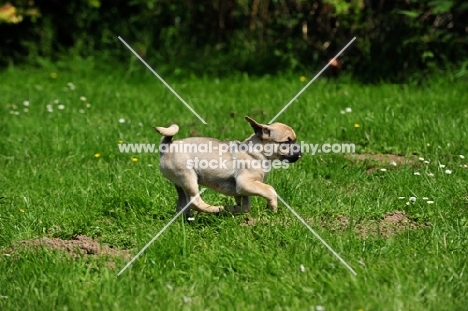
[1,62,467,310]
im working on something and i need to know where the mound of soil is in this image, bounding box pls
[241,211,430,239]
[350,211,429,238]
[14,235,130,259]
[347,153,418,174]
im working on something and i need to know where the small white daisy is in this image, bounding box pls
[23,101,30,106]
[390,161,397,166]
[439,164,446,168]
[53,99,59,104]
[14,111,20,115]
[380,168,387,172]
[427,201,434,204]
[119,118,126,123]
[427,172,434,177]
[418,157,424,161]
[424,160,430,164]
[445,169,452,174]
[345,107,352,113]
[409,197,417,202]
[80,96,87,101]
[138,122,143,127]
[340,110,346,114]
[300,264,305,272]
[67,82,76,90]
[315,305,325,311]
[414,172,421,176]
[460,155,465,159]
[58,105,65,110]
[422,197,429,200]
[23,108,29,113]
[86,103,91,108]
[398,196,405,200]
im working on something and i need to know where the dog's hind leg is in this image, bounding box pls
[186,188,225,213]
[179,175,224,214]
[174,185,193,218]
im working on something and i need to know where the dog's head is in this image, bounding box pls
[245,116,301,163]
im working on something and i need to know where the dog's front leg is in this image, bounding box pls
[237,178,278,212]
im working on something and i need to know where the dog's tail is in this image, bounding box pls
[154,124,179,144]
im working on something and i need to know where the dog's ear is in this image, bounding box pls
[245,116,270,140]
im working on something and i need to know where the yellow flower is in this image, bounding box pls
[132,157,138,162]
[50,72,57,79]
[118,139,124,144]
[94,153,101,158]
[300,76,307,82]
[354,123,360,128]
[20,209,25,213]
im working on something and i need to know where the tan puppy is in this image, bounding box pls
[155,116,301,217]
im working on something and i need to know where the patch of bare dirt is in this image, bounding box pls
[383,211,410,223]
[351,211,429,238]
[241,211,430,239]
[347,153,418,174]
[13,235,130,260]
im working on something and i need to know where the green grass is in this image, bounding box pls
[1,63,468,311]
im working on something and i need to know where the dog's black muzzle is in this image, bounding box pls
[280,143,302,163]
